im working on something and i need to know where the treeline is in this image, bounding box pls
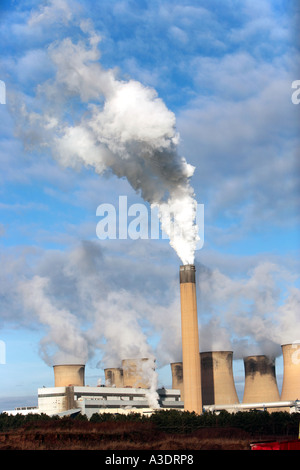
[90,409,300,436]
[147,409,300,436]
[0,409,299,437]
[0,412,57,432]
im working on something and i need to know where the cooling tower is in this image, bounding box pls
[242,355,280,403]
[281,343,300,401]
[122,358,152,388]
[104,367,124,387]
[170,362,184,400]
[200,351,239,405]
[53,364,85,387]
[179,264,202,413]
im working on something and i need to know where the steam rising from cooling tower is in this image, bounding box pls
[16,22,199,266]
[104,368,124,388]
[122,358,154,389]
[19,275,89,366]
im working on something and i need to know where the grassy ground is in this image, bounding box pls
[1,410,298,450]
[0,419,252,450]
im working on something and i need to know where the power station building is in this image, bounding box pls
[37,385,182,418]
[4,264,300,417]
[5,344,300,417]
[33,358,182,417]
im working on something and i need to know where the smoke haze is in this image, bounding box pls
[9,241,300,372]
[196,260,300,358]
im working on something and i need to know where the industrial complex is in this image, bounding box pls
[5,265,300,417]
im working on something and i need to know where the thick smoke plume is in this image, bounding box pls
[17,20,199,266]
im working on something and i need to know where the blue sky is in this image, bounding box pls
[0,0,299,410]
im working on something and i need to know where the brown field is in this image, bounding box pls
[0,420,252,450]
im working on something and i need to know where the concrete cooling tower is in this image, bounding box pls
[104,367,124,387]
[281,343,300,401]
[53,364,85,387]
[200,351,239,405]
[179,264,202,414]
[170,362,184,400]
[122,358,152,388]
[242,355,280,403]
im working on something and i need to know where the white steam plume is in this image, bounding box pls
[19,275,89,365]
[15,241,172,405]
[17,21,199,265]
[196,261,300,358]
[141,358,160,409]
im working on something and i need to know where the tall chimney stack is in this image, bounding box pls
[179,264,202,414]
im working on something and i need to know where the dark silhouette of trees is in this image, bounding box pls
[0,409,299,437]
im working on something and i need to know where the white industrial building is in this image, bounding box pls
[5,386,183,417]
[4,361,184,417]
[4,342,300,417]
[37,386,183,418]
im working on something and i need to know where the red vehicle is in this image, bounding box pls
[251,439,300,450]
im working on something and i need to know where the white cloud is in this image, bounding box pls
[28,0,74,27]
[14,48,55,85]
[177,47,300,239]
